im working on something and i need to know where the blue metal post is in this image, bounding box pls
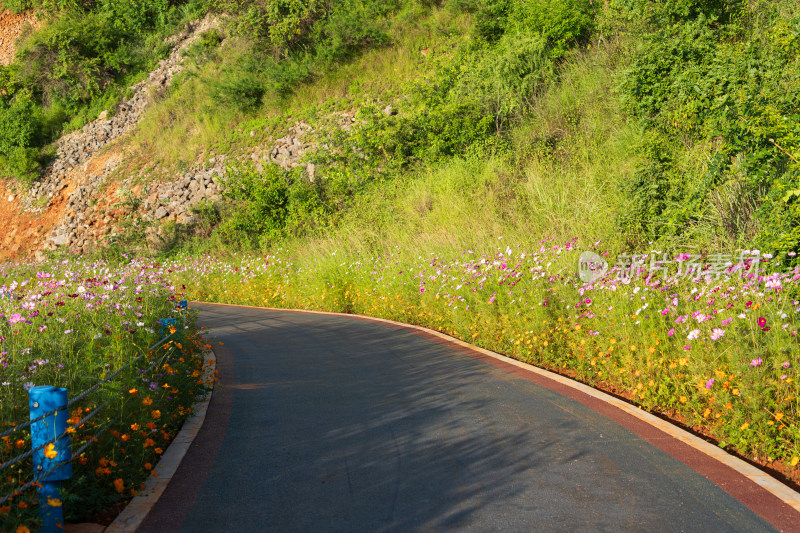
[159,318,178,338]
[29,386,72,533]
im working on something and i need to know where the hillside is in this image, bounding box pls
[0,0,796,264]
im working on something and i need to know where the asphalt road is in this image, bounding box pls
[138,304,784,532]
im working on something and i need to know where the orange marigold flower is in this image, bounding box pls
[144,438,156,448]
[113,478,125,494]
[43,443,58,459]
[151,410,161,419]
[147,422,157,430]
[155,447,164,455]
[144,462,153,470]
[142,397,153,406]
[15,439,25,449]
[0,505,10,514]
[99,457,109,467]
[121,434,130,441]
[16,526,30,533]
[18,502,28,509]
[46,496,62,507]
[131,423,140,431]
[129,388,138,394]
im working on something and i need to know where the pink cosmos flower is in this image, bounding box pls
[750,358,763,367]
[705,378,714,389]
[710,328,725,341]
[668,328,675,336]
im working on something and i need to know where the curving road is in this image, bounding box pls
[138,304,800,532]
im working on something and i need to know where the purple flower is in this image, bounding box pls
[705,378,714,389]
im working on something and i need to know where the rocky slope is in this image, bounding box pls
[1,15,226,259]
[0,11,334,261]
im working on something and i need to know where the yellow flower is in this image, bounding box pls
[679,396,687,403]
[46,496,62,507]
[43,443,58,460]
[630,345,636,352]
[775,412,785,421]
[791,457,799,467]
[732,388,740,396]
[740,422,749,430]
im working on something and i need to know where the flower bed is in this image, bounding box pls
[0,258,210,531]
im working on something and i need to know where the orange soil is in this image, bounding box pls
[0,9,39,66]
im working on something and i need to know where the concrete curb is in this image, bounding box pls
[105,348,217,533]
[194,301,800,516]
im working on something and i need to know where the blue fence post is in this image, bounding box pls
[159,318,178,338]
[29,386,72,532]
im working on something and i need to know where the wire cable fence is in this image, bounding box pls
[0,327,181,510]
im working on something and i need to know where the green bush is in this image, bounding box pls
[508,0,596,59]
[211,70,267,111]
[618,1,800,263]
[0,0,198,181]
